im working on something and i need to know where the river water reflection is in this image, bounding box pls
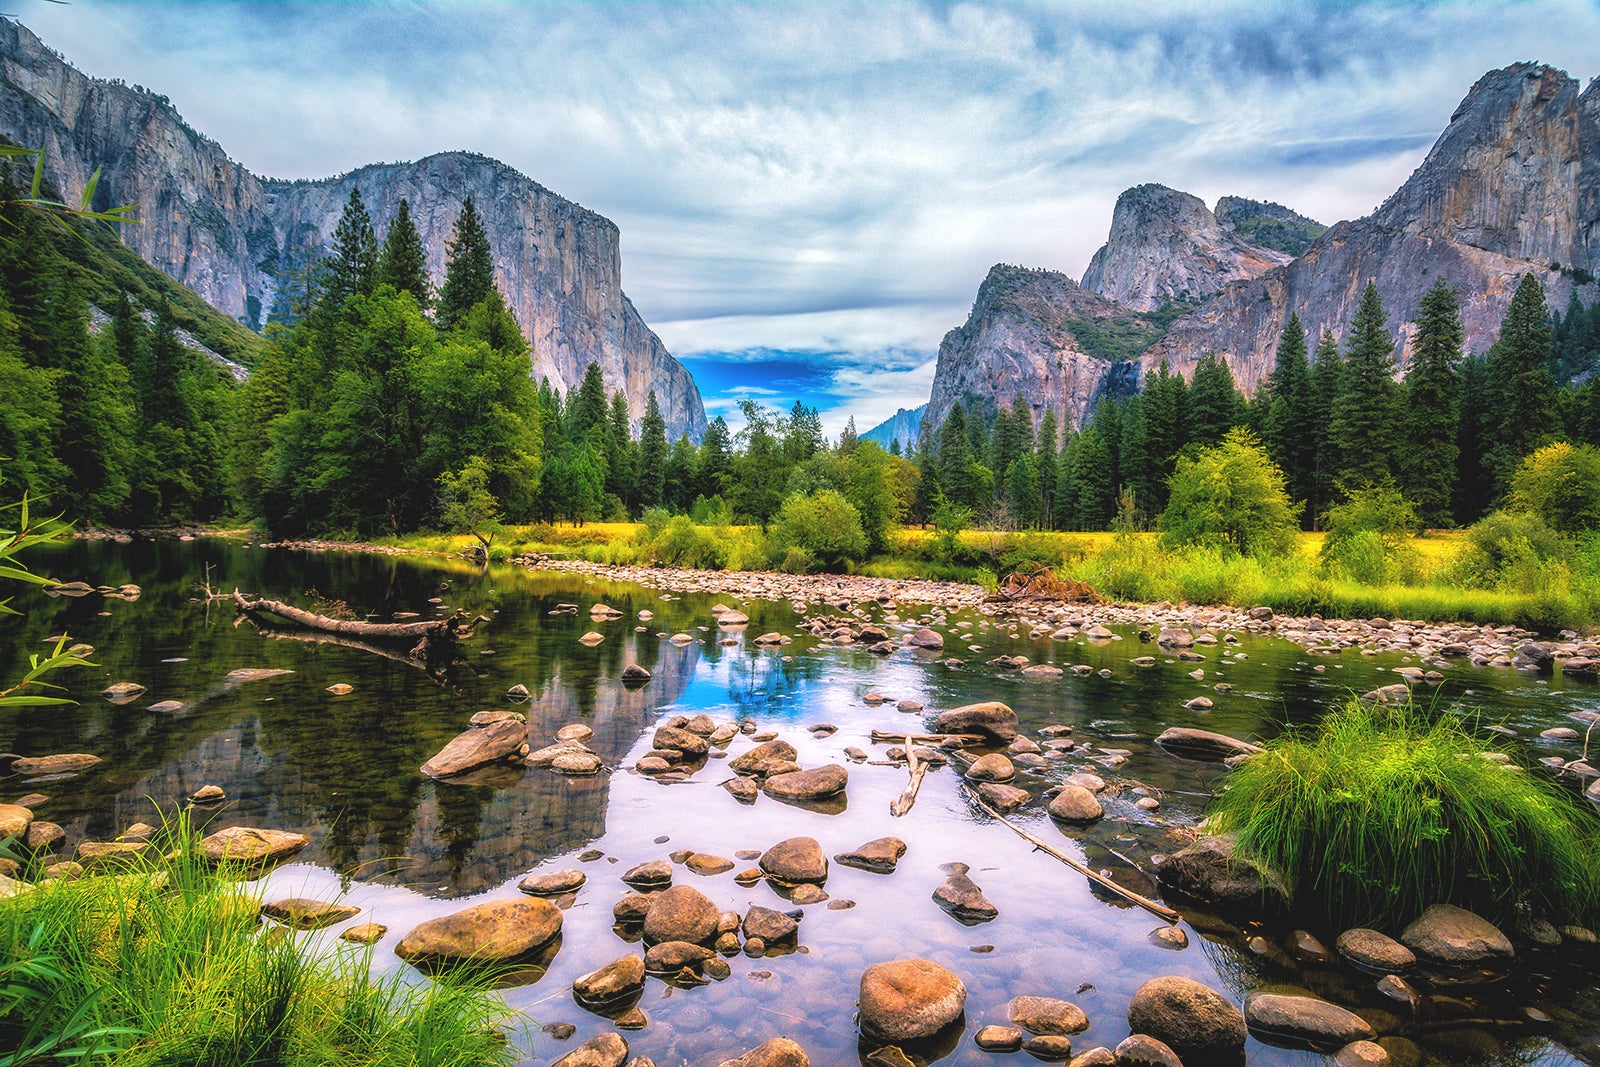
[2,539,1597,1067]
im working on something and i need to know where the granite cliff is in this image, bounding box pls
[860,405,926,452]
[0,19,706,439]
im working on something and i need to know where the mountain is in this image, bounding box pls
[1141,62,1599,391]
[860,405,926,452]
[1080,183,1293,312]
[1214,196,1326,257]
[0,19,706,439]
[925,265,1154,432]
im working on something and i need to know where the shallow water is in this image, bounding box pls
[2,539,1598,1067]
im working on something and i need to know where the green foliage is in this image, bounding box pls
[437,456,501,549]
[769,489,868,571]
[1485,273,1557,499]
[1208,699,1600,930]
[376,197,431,310]
[436,196,494,332]
[1259,314,1315,517]
[1507,441,1600,534]
[1158,429,1299,555]
[0,815,514,1067]
[1214,196,1326,256]
[1329,282,1400,489]
[1402,279,1463,526]
[1319,484,1420,584]
[1184,352,1245,446]
[1064,298,1196,363]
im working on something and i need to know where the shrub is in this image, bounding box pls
[1158,429,1300,556]
[647,515,725,569]
[1509,441,1600,533]
[1208,699,1600,930]
[769,490,868,571]
[1452,510,1566,587]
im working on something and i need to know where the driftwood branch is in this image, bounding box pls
[232,589,486,670]
[870,730,982,746]
[966,786,1181,923]
[890,734,929,817]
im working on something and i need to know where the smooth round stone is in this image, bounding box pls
[1400,904,1514,965]
[1024,1035,1074,1060]
[1067,1047,1115,1067]
[552,751,603,775]
[1149,926,1188,950]
[551,1033,629,1067]
[573,954,646,1005]
[339,922,387,945]
[1337,928,1416,974]
[1010,996,1089,1035]
[763,765,848,801]
[520,868,587,896]
[1065,772,1106,793]
[858,958,967,1042]
[395,897,561,963]
[687,853,735,875]
[1047,786,1104,824]
[1334,1040,1391,1067]
[557,723,595,742]
[717,1037,810,1067]
[1243,992,1377,1048]
[965,753,1016,783]
[642,885,720,944]
[976,1025,1024,1052]
[261,897,361,930]
[622,859,673,888]
[644,940,714,972]
[760,837,828,884]
[1126,976,1246,1060]
[1113,1034,1182,1067]
[200,826,308,865]
[637,756,671,774]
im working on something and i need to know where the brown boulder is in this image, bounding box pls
[717,1038,810,1067]
[934,702,1018,744]
[760,837,828,884]
[574,954,646,1005]
[552,1033,629,1067]
[730,739,800,776]
[835,837,907,874]
[642,884,720,944]
[1010,995,1089,1035]
[1399,904,1514,966]
[1126,975,1246,1060]
[200,826,309,866]
[420,718,527,778]
[395,897,562,963]
[857,958,967,1042]
[763,765,848,801]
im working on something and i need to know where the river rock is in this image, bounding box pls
[420,718,527,778]
[686,853,734,875]
[1154,727,1261,762]
[1399,904,1514,965]
[723,776,759,800]
[520,869,586,896]
[76,840,149,865]
[613,893,656,924]
[909,628,945,649]
[935,702,1018,744]
[188,784,226,804]
[1243,992,1376,1048]
[261,897,361,930]
[0,804,30,839]
[1333,1040,1389,1067]
[200,826,309,866]
[718,610,750,626]
[976,1026,1025,1052]
[227,667,294,683]
[763,765,848,801]
[552,1033,629,1067]
[760,837,828,884]
[1336,929,1416,974]
[1154,835,1291,916]
[965,753,1015,783]
[742,905,799,942]
[975,782,1031,813]
[718,1037,810,1067]
[835,837,906,874]
[642,885,720,944]
[644,940,714,972]
[933,870,997,922]
[621,663,651,684]
[1113,1035,1181,1067]
[556,723,595,742]
[9,753,101,776]
[575,954,645,1005]
[1126,976,1246,1060]
[731,739,800,776]
[553,751,603,775]
[1010,996,1089,1035]
[100,681,145,703]
[1047,786,1103,824]
[857,958,967,1042]
[654,726,709,757]
[23,821,62,852]
[395,897,562,963]
[623,859,673,888]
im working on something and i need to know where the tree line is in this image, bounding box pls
[907,274,1600,533]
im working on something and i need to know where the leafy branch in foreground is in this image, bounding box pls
[0,146,138,229]
[0,476,90,705]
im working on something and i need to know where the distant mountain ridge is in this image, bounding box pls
[861,405,926,451]
[920,61,1600,432]
[0,18,707,439]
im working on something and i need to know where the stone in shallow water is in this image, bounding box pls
[519,868,586,896]
[974,783,1031,813]
[0,804,30,839]
[857,958,967,1043]
[420,718,527,778]
[340,923,387,945]
[1336,928,1416,974]
[742,905,799,943]
[1243,992,1376,1049]
[1112,1034,1181,1067]
[1154,835,1291,917]
[1047,786,1103,824]
[552,1033,629,1067]
[395,897,561,964]
[199,826,308,866]
[717,1037,810,1067]
[760,837,828,884]
[644,940,714,972]
[10,753,102,776]
[1126,975,1246,1061]
[729,739,799,776]
[262,897,361,930]
[1024,1035,1074,1060]
[763,765,848,801]
[1400,904,1513,966]
[965,753,1015,783]
[976,1025,1024,1052]
[622,859,672,888]
[789,883,828,905]
[933,871,997,923]
[686,853,734,875]
[1010,995,1089,1035]
[934,702,1018,743]
[642,885,720,945]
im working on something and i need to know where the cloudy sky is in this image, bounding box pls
[13,0,1600,434]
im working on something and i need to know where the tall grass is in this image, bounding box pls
[1207,700,1600,931]
[0,816,514,1067]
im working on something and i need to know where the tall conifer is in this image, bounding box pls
[1486,272,1556,498]
[1329,282,1399,488]
[1403,279,1463,526]
[377,197,431,308]
[438,196,494,330]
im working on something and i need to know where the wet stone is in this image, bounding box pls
[743,905,799,943]
[686,853,735,875]
[976,1026,1025,1052]
[857,958,968,1043]
[1113,1034,1181,1067]
[340,923,387,945]
[965,753,1016,783]
[520,868,587,896]
[261,897,361,930]
[642,884,720,945]
[552,1033,629,1067]
[835,837,906,874]
[1024,1035,1074,1060]
[622,859,673,888]
[1243,992,1377,1048]
[975,782,1031,813]
[760,837,828,884]
[1126,975,1246,1060]
[1047,786,1103,824]
[1337,929,1416,974]
[1010,996,1090,1035]
[934,870,997,923]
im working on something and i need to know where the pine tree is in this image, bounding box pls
[782,401,822,464]
[664,433,697,511]
[637,391,668,508]
[1035,406,1059,527]
[938,403,975,506]
[605,391,635,506]
[568,362,609,445]
[1260,314,1315,516]
[1485,272,1556,499]
[1403,279,1463,526]
[1005,455,1038,527]
[377,197,431,309]
[47,280,133,518]
[1070,427,1115,530]
[1309,331,1344,524]
[1454,353,1495,522]
[1186,352,1245,446]
[839,415,858,451]
[1329,282,1399,489]
[699,416,733,498]
[326,186,378,305]
[1138,361,1187,513]
[437,196,494,330]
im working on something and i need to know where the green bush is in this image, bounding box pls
[1509,442,1600,533]
[1208,699,1600,930]
[648,515,726,569]
[769,490,868,571]
[1158,429,1300,556]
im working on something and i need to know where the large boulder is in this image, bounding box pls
[1243,992,1376,1048]
[763,765,848,801]
[717,1038,810,1067]
[1154,727,1262,763]
[1154,835,1290,917]
[1047,786,1104,824]
[1335,928,1416,974]
[642,885,720,944]
[1126,976,1246,1061]
[200,826,309,866]
[908,628,945,649]
[858,958,967,1042]
[760,837,828,884]
[395,897,562,963]
[965,753,1015,783]
[653,725,709,757]
[0,804,31,840]
[1399,904,1514,966]
[419,718,528,778]
[934,702,1019,744]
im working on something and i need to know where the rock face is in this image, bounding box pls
[0,20,706,439]
[924,265,1156,431]
[1081,184,1293,312]
[861,405,927,453]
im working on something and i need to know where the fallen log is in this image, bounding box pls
[869,730,983,746]
[232,589,487,669]
[890,734,929,817]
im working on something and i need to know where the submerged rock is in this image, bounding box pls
[717,1037,810,1067]
[1126,975,1246,1060]
[858,958,967,1042]
[420,718,527,778]
[1243,992,1376,1048]
[552,1033,629,1067]
[835,837,906,874]
[1153,727,1261,762]
[1154,835,1290,917]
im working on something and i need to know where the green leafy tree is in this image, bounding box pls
[770,489,868,571]
[1508,441,1600,534]
[376,197,431,309]
[436,196,494,331]
[437,455,501,551]
[1158,428,1299,555]
[1329,282,1400,489]
[1402,279,1463,527]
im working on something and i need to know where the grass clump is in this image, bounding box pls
[0,816,514,1067]
[1207,700,1600,932]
